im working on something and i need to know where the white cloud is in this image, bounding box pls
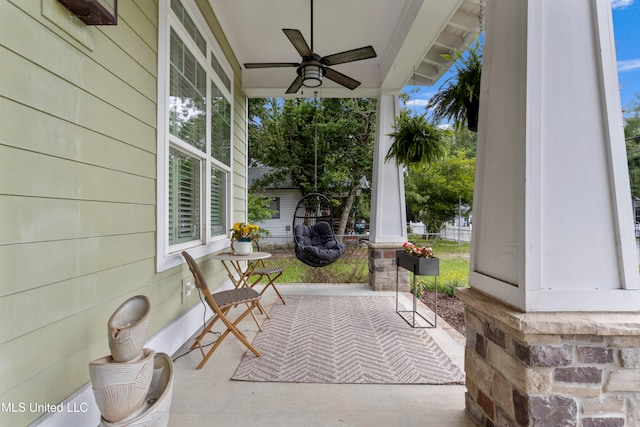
[404,99,430,107]
[618,59,640,72]
[611,0,634,8]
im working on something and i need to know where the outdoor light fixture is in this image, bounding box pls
[57,0,118,25]
[301,64,324,88]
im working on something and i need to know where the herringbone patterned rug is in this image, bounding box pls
[232,295,465,384]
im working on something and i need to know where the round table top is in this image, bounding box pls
[211,251,272,261]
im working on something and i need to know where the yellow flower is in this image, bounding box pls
[230,222,260,240]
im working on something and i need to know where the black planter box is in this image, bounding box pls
[396,251,439,276]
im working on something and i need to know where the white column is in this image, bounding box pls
[370,94,407,243]
[471,0,639,311]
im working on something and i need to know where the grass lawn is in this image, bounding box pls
[408,237,470,296]
[263,244,370,283]
[261,236,471,290]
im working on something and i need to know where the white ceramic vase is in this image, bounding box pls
[89,348,155,423]
[108,295,151,362]
[233,239,252,256]
[99,353,174,427]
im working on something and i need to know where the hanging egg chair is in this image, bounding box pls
[292,193,346,267]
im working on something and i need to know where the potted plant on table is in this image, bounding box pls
[230,222,260,255]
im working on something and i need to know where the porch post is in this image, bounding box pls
[367,94,409,291]
[460,0,640,426]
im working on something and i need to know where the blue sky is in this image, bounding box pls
[612,0,640,110]
[404,1,640,116]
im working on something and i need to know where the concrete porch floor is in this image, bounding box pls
[168,284,474,427]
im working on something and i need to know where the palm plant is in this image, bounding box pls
[428,41,482,131]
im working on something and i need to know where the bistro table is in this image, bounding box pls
[211,251,272,330]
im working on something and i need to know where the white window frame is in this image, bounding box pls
[157,0,234,271]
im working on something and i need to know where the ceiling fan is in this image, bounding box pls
[243,0,377,94]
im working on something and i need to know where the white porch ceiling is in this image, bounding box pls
[210,0,481,98]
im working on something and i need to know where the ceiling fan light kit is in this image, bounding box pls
[300,63,324,88]
[243,0,376,94]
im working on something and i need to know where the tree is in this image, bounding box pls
[404,141,476,234]
[321,98,377,237]
[624,94,640,196]
[248,97,376,238]
[247,193,276,239]
[428,40,482,131]
[449,126,478,157]
[248,193,276,223]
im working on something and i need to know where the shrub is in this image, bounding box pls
[415,270,467,298]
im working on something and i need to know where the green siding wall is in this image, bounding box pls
[0,1,247,425]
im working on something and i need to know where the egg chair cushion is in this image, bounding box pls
[294,222,346,267]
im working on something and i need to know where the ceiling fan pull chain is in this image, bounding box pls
[479,0,485,34]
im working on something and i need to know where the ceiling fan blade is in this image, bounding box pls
[283,29,313,58]
[324,67,361,90]
[285,75,304,94]
[322,46,377,66]
[244,62,299,69]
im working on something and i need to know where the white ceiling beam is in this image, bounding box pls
[380,0,463,91]
[411,74,436,86]
[449,9,481,33]
[434,31,466,51]
[415,62,440,80]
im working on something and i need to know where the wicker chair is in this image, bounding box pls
[182,251,262,369]
[250,241,286,305]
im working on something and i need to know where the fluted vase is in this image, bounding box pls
[108,295,151,362]
[89,348,155,423]
[99,353,174,427]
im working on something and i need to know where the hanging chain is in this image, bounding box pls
[314,91,318,192]
[411,68,417,114]
[479,0,485,34]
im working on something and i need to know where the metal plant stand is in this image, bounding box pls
[395,250,440,328]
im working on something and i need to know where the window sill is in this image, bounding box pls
[157,238,230,272]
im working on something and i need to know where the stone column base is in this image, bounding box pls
[457,288,640,427]
[366,242,409,292]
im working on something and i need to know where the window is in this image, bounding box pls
[157,0,233,270]
[270,197,281,219]
[169,148,201,244]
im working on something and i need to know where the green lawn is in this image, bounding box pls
[263,244,369,283]
[261,237,471,292]
[408,237,470,296]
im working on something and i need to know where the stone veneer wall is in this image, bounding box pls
[457,288,640,427]
[366,242,409,292]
